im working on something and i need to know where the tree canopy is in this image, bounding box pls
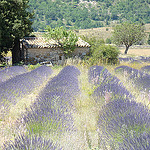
[28,0,150,31]
[44,26,78,57]
[0,0,33,64]
[112,23,146,54]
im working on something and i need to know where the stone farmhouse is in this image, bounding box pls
[21,37,90,65]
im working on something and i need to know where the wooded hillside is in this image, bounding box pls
[28,0,150,31]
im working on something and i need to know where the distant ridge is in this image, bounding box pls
[28,0,150,31]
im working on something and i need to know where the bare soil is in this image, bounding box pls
[119,48,150,56]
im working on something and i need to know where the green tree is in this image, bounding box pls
[106,38,111,44]
[27,0,150,31]
[44,26,78,57]
[112,23,145,54]
[81,36,105,55]
[0,0,33,64]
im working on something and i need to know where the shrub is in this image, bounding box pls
[90,44,120,65]
[106,38,111,44]
[80,36,105,55]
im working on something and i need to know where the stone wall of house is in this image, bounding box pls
[72,47,90,56]
[26,47,89,65]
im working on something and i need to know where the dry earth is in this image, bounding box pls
[119,48,150,56]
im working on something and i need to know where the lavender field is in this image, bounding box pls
[0,62,150,150]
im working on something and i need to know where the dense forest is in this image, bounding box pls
[28,0,150,31]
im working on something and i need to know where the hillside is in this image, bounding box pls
[28,0,150,31]
[77,24,150,44]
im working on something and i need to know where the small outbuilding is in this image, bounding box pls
[21,37,90,65]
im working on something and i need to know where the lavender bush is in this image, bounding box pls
[118,131,150,150]
[88,65,110,85]
[118,57,133,62]
[97,98,150,149]
[114,65,136,75]
[115,65,150,92]
[88,66,133,103]
[0,65,53,115]
[130,59,142,64]
[0,66,27,83]
[140,65,150,73]
[22,65,80,136]
[118,56,150,63]
[89,65,150,148]
[133,74,150,92]
[3,134,62,150]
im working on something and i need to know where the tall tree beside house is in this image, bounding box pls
[44,26,78,57]
[0,0,33,64]
[112,22,145,54]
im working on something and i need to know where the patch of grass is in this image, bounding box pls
[52,64,63,69]
[27,63,41,71]
[72,66,100,149]
[26,119,62,137]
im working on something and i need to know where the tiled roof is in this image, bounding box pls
[22,37,90,48]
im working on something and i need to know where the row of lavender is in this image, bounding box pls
[3,66,81,149]
[119,56,150,63]
[23,65,80,134]
[2,65,150,149]
[115,65,150,92]
[88,66,150,149]
[0,66,27,83]
[88,65,133,104]
[140,65,150,73]
[0,66,53,119]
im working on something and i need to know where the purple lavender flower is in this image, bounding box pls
[93,80,133,102]
[118,131,150,150]
[118,56,150,63]
[138,56,150,63]
[140,65,150,73]
[130,59,142,64]
[133,74,150,92]
[88,66,133,103]
[97,98,150,148]
[0,66,27,83]
[114,65,135,74]
[115,65,150,92]
[118,57,133,62]
[88,65,111,85]
[3,134,62,150]
[115,65,145,80]
[58,65,80,77]
[22,65,80,135]
[0,66,53,115]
